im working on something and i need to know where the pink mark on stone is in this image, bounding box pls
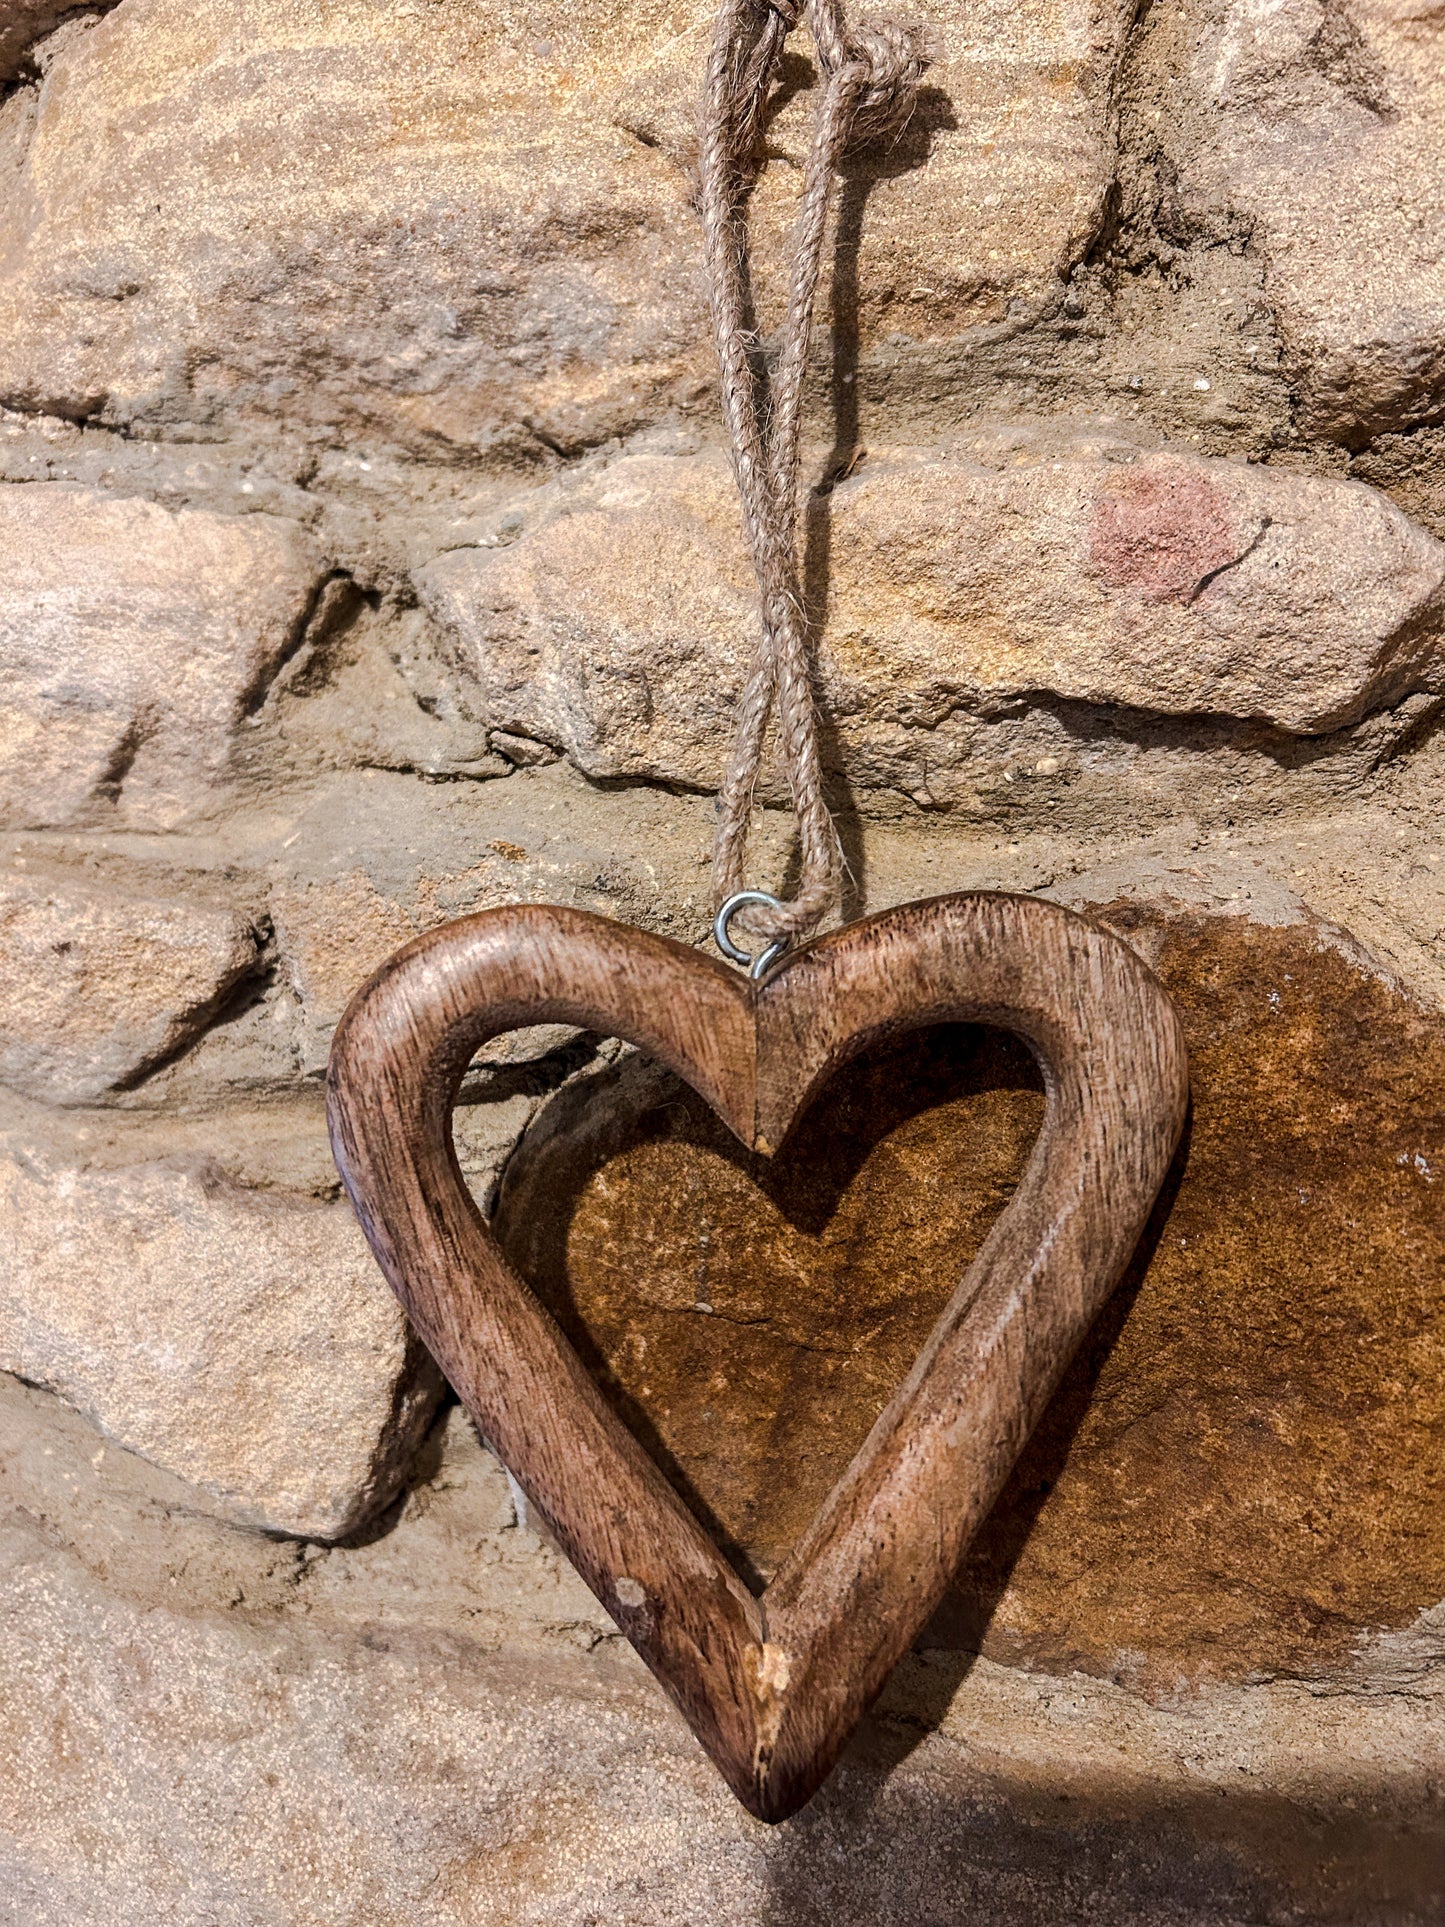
[1089,459,1248,606]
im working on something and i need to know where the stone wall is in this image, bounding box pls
[0,1,1441,1920]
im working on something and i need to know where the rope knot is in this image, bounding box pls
[838,18,929,149]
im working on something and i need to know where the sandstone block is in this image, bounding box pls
[270,867,585,1078]
[0,1116,441,1538]
[0,0,704,460]
[271,872,423,1072]
[0,867,261,1103]
[417,427,1445,801]
[1174,0,1445,442]
[0,484,321,830]
[0,0,1132,457]
[835,434,1445,731]
[617,0,1136,336]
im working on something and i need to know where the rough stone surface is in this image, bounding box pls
[0,0,1134,460]
[497,908,1445,1682]
[1,1374,1441,1925]
[0,484,321,829]
[419,427,1445,800]
[618,0,1135,339]
[0,862,262,1103]
[0,1102,441,1537]
[272,858,599,1076]
[271,869,425,1073]
[1135,0,1445,444]
[0,0,701,460]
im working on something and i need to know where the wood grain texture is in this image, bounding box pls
[327,894,1189,1821]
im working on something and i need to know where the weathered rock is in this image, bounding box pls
[0,0,1134,459]
[1157,0,1445,443]
[0,1105,441,1537]
[0,0,104,86]
[617,0,1135,337]
[496,907,1445,1685]
[262,761,733,1072]
[0,0,703,460]
[271,865,581,1076]
[0,484,321,830]
[0,864,261,1103]
[417,427,1445,801]
[839,434,1444,731]
[263,596,511,785]
[271,871,424,1074]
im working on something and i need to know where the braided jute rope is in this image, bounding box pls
[701,0,928,946]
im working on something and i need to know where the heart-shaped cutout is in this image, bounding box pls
[327,893,1188,1820]
[492,1021,1047,1587]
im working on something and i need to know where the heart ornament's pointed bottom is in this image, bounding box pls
[327,894,1188,1821]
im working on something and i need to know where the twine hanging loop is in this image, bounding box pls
[700,0,928,951]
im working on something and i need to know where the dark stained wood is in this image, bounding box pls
[327,894,1189,1821]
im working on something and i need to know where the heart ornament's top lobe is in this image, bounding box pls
[328,892,1188,1820]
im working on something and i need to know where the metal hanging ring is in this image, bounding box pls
[714,891,791,981]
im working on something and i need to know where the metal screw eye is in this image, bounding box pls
[713,891,790,980]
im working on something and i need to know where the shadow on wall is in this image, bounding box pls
[801,79,959,918]
[492,905,1445,1666]
[752,1762,1445,1926]
[865,1126,1188,1730]
[486,906,1445,1920]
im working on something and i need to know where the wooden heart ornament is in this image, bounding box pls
[327,893,1188,1821]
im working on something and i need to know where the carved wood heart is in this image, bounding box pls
[327,893,1188,1821]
